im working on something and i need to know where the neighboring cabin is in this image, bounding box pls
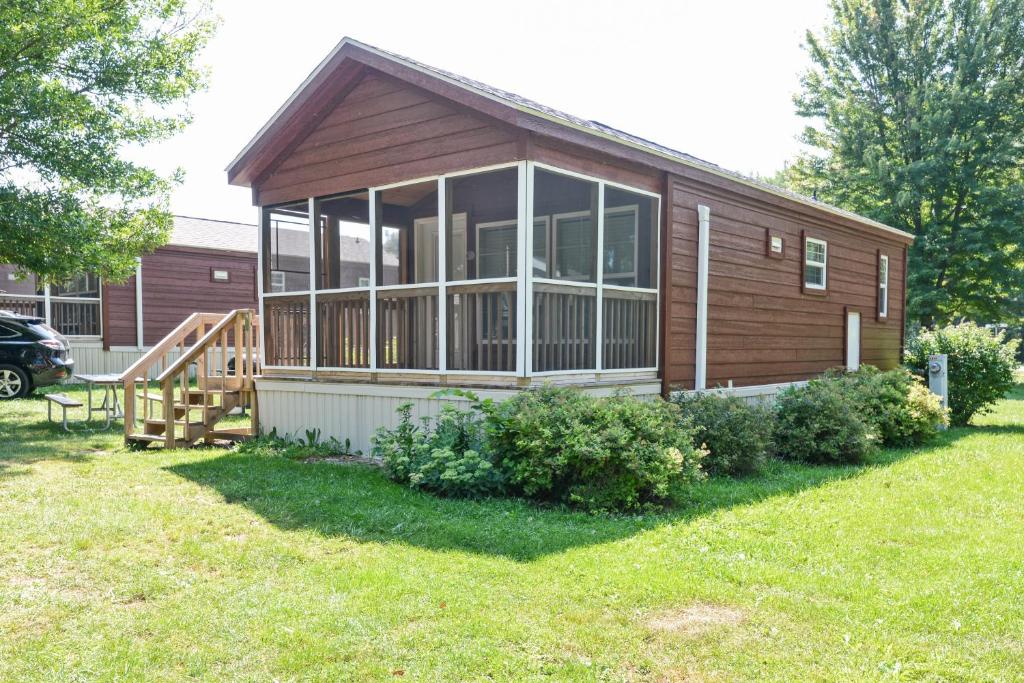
[222,37,911,451]
[1,216,260,375]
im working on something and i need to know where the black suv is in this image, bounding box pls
[0,312,74,399]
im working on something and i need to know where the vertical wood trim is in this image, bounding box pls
[659,173,671,398]
[524,161,535,376]
[800,228,807,294]
[369,190,379,370]
[515,160,529,376]
[257,207,267,373]
[900,245,908,359]
[134,257,144,348]
[437,176,448,373]
[695,204,710,391]
[309,197,319,370]
[595,183,605,371]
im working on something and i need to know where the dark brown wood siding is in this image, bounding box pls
[256,72,520,206]
[104,246,257,346]
[666,172,907,390]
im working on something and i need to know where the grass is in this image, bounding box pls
[1,383,1022,681]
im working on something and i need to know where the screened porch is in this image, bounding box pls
[259,161,660,380]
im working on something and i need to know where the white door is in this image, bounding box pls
[846,311,861,371]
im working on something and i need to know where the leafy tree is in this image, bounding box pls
[781,0,1024,326]
[0,0,215,284]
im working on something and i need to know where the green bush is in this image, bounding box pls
[905,322,1020,426]
[773,379,872,464]
[485,387,705,512]
[672,392,772,476]
[372,401,504,499]
[829,366,948,447]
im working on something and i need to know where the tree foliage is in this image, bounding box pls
[781,0,1024,325]
[0,0,215,283]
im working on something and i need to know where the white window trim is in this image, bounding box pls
[804,237,828,291]
[878,254,889,318]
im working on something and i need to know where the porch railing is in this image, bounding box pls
[263,295,310,367]
[447,280,516,372]
[602,289,657,369]
[377,286,438,370]
[532,282,596,372]
[317,291,370,368]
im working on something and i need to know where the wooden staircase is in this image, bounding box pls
[120,309,260,449]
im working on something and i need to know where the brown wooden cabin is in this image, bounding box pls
[225,38,913,451]
[0,216,261,375]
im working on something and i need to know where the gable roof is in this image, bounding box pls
[227,37,913,241]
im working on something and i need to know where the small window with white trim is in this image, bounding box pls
[878,254,889,318]
[270,270,286,293]
[804,237,827,290]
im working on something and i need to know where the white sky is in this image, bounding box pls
[140,0,830,225]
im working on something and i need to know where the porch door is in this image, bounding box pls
[846,311,861,371]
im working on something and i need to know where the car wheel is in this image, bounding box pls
[0,365,30,399]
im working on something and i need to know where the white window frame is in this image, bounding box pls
[878,254,889,318]
[269,270,286,293]
[257,160,661,378]
[804,237,828,291]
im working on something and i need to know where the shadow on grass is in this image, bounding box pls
[167,444,934,562]
[169,390,1024,561]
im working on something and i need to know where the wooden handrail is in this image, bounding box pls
[119,312,221,381]
[157,309,256,383]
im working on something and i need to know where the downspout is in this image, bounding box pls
[695,204,710,391]
[135,257,144,349]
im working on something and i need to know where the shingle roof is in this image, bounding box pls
[229,38,911,241]
[169,216,258,253]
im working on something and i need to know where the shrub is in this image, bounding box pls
[372,400,504,499]
[773,380,872,464]
[485,387,705,512]
[672,392,772,476]
[905,322,1020,426]
[829,366,948,447]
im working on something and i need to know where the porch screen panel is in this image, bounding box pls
[447,283,516,372]
[532,169,599,371]
[375,180,439,369]
[602,187,658,369]
[316,191,372,289]
[267,202,311,293]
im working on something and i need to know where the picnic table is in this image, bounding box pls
[73,373,124,429]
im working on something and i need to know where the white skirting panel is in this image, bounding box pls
[255,378,663,455]
[66,343,234,380]
[671,380,808,405]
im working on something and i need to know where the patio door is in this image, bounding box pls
[846,310,861,371]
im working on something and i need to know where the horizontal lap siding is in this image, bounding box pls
[679,183,905,388]
[257,74,519,206]
[104,247,257,346]
[103,280,136,347]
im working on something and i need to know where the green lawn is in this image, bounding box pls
[1,383,1022,681]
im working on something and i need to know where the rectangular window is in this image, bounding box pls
[878,254,889,318]
[804,237,827,290]
[270,271,286,293]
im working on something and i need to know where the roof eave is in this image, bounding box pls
[227,37,915,243]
